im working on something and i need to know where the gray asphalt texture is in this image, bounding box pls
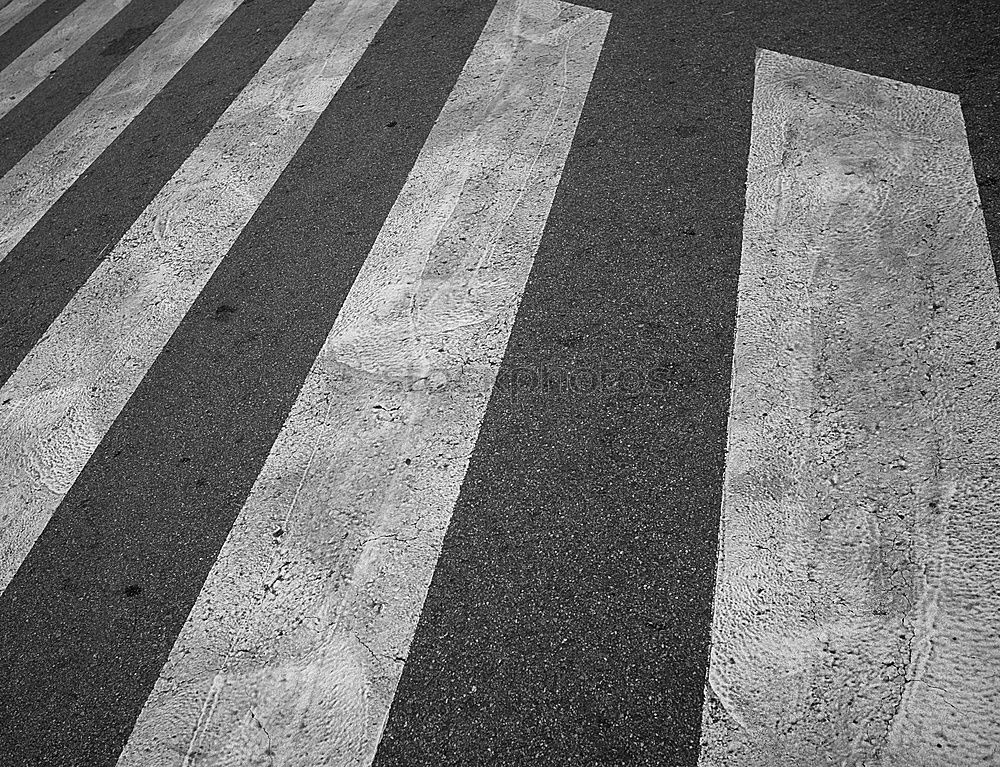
[0,0,997,765]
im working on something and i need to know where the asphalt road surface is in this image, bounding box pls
[0,0,998,765]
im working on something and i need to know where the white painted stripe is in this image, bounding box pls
[700,49,1000,766]
[0,0,46,38]
[0,0,401,592]
[0,0,131,121]
[117,2,610,764]
[0,0,241,264]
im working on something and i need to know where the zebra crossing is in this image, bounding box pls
[120,3,608,763]
[0,0,48,38]
[0,0,998,765]
[0,0,396,594]
[0,0,129,120]
[0,0,238,265]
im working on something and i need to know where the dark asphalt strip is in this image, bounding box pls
[0,0,316,388]
[0,1,496,764]
[373,1,1000,765]
[0,0,84,71]
[375,3,743,764]
[0,0,185,178]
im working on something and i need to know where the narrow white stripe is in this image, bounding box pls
[118,1,610,764]
[0,0,131,121]
[0,0,241,264]
[0,0,46,38]
[0,0,401,591]
[700,49,1000,765]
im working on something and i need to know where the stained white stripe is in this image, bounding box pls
[0,0,131,121]
[0,0,241,264]
[0,0,46,38]
[117,1,610,764]
[700,49,1000,766]
[0,0,401,592]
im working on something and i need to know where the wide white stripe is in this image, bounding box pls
[0,0,241,264]
[0,0,46,37]
[700,49,1000,766]
[0,0,400,592]
[118,1,610,765]
[0,0,131,121]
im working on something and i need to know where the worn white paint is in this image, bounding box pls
[117,1,610,764]
[0,0,242,263]
[0,0,400,592]
[0,0,46,38]
[700,49,1000,766]
[0,0,132,121]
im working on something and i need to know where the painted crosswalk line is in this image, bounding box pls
[0,0,241,264]
[700,49,1000,766]
[116,1,609,764]
[0,0,399,592]
[0,0,130,121]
